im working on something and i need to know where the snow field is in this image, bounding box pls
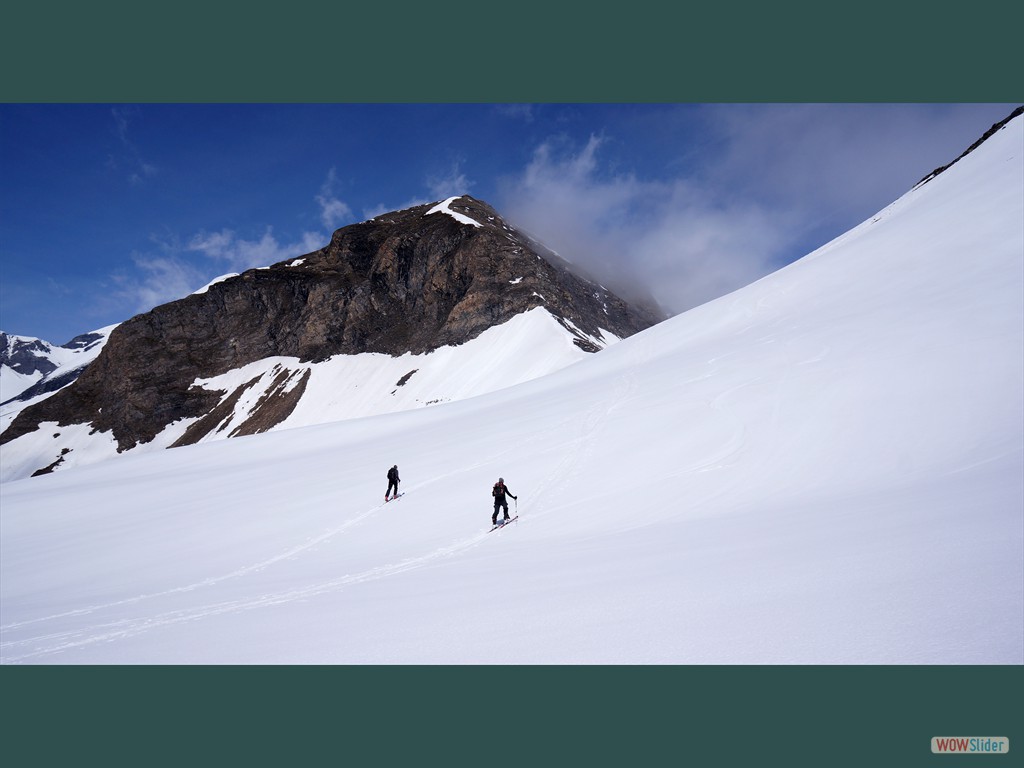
[1,115,1021,664]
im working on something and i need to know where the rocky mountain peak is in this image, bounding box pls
[292,194,661,356]
[1,196,663,463]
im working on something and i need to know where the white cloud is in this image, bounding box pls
[499,135,784,315]
[187,228,324,272]
[316,168,353,230]
[497,105,1014,316]
[113,255,206,313]
[693,103,1018,240]
[110,166,349,318]
[186,229,235,258]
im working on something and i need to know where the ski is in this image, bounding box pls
[385,493,404,503]
[489,515,518,532]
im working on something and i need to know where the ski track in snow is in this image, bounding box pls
[0,530,496,662]
[0,505,494,661]
[1,496,391,631]
[0,440,558,661]
[516,370,639,522]
[0,376,645,662]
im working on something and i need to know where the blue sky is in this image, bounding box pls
[1,103,1016,343]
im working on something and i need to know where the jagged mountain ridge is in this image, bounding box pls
[0,196,663,477]
[0,329,113,407]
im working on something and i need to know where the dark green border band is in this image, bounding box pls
[2,2,1022,101]
[3,666,1021,767]
[2,3,1021,768]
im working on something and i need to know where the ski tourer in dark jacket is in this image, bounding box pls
[386,465,400,501]
[492,477,517,524]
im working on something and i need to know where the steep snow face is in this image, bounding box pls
[0,363,39,405]
[1,116,1020,664]
[0,309,617,482]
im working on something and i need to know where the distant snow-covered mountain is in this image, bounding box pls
[0,327,116,426]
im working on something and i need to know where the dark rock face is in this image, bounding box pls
[1,196,664,453]
[62,332,107,353]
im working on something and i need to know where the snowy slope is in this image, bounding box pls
[0,359,37,404]
[183,306,614,434]
[1,115,1021,664]
[0,309,615,482]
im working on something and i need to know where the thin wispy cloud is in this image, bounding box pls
[112,254,206,313]
[494,104,535,122]
[110,106,158,186]
[364,194,429,220]
[111,107,131,144]
[114,224,327,314]
[426,161,474,200]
